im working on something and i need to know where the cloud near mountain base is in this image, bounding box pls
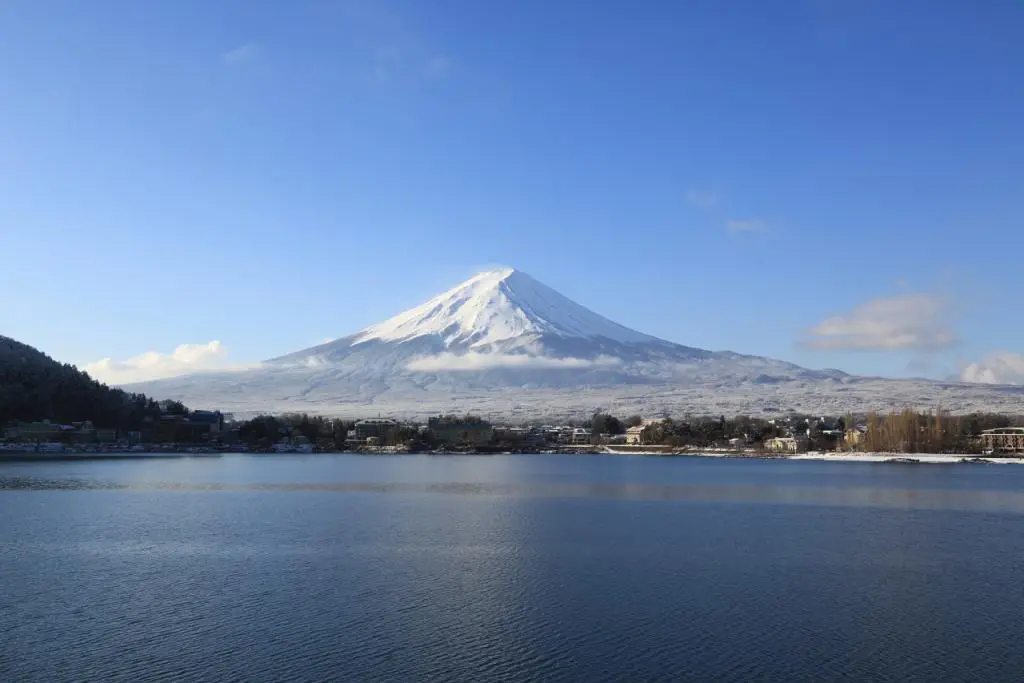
[960,352,1024,385]
[84,341,260,385]
[407,352,621,372]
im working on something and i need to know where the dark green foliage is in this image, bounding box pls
[590,412,624,436]
[235,413,356,448]
[0,335,169,429]
[160,400,189,416]
[237,415,282,444]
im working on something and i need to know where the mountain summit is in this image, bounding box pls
[353,268,656,348]
[130,270,1018,418]
[271,268,669,368]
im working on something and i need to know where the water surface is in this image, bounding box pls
[2,454,1023,681]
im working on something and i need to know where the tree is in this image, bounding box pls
[0,335,176,429]
[238,415,281,445]
[590,412,624,436]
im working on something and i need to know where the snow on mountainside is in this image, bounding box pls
[354,268,657,347]
[127,268,1024,418]
[272,268,664,365]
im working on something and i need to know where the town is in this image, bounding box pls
[3,402,1024,458]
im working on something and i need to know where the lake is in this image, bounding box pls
[2,454,1024,682]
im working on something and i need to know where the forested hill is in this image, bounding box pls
[0,335,171,428]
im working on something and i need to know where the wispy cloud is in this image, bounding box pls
[222,44,259,65]
[803,293,956,351]
[423,55,451,78]
[684,189,719,212]
[84,341,259,385]
[960,352,1024,385]
[685,189,772,235]
[725,219,767,233]
[407,353,621,372]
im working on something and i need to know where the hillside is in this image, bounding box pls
[0,335,168,428]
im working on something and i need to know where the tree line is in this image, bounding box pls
[0,335,172,430]
[855,409,1020,454]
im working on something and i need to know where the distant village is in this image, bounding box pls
[3,401,1024,457]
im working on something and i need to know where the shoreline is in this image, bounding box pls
[788,452,1024,465]
[1,449,1022,464]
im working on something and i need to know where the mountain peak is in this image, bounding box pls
[349,268,656,350]
[474,266,518,280]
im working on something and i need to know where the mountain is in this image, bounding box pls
[265,267,843,386]
[0,335,169,427]
[130,269,1024,418]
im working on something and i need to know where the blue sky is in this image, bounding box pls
[2,0,1023,385]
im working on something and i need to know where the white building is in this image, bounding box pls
[764,436,807,453]
[625,425,645,445]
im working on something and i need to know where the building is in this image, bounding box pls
[67,421,97,443]
[95,428,118,443]
[625,425,646,445]
[980,427,1024,454]
[493,427,546,448]
[570,428,591,445]
[189,411,224,433]
[765,436,807,453]
[625,419,661,445]
[354,419,398,442]
[146,415,215,443]
[15,421,64,442]
[428,417,494,446]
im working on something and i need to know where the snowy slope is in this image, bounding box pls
[352,268,656,347]
[127,268,1024,418]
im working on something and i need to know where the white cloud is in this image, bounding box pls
[725,218,767,233]
[223,44,258,64]
[805,294,956,351]
[407,352,622,372]
[83,341,259,385]
[684,189,719,212]
[960,352,1024,385]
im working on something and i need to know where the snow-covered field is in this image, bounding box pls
[131,374,1024,421]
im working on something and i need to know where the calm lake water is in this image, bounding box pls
[3,454,1024,682]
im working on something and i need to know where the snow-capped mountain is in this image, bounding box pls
[272,267,695,366]
[351,267,658,348]
[130,268,1024,418]
[264,267,822,382]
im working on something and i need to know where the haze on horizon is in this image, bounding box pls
[3,0,1023,387]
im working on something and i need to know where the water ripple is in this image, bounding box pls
[4,456,1024,681]
[5,476,1024,514]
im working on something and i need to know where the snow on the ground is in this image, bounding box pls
[790,452,1024,464]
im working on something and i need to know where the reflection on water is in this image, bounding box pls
[5,474,1024,514]
[3,454,1024,682]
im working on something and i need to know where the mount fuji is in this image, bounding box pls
[131,268,1022,419]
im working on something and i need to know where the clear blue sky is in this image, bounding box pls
[3,0,1023,384]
